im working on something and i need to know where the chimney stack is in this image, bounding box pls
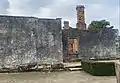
[63,21,69,29]
[76,5,86,30]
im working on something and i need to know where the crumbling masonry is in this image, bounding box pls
[0,5,119,68]
[0,16,63,67]
[62,5,119,61]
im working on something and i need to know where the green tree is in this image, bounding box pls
[88,20,113,31]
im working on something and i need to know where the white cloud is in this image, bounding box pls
[34,7,51,18]
[0,0,119,33]
[86,4,119,30]
[7,0,54,16]
[0,0,9,14]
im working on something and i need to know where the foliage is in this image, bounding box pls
[81,60,116,76]
[88,20,113,31]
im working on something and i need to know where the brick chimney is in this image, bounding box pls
[76,5,86,30]
[63,21,69,29]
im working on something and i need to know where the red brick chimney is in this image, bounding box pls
[76,5,86,30]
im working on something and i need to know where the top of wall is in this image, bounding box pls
[0,15,62,21]
[63,27,119,39]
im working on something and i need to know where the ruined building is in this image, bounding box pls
[0,16,63,67]
[76,5,86,30]
[117,36,120,55]
[62,5,119,61]
[0,5,119,67]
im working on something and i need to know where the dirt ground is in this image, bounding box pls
[0,71,116,83]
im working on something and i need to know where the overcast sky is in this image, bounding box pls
[0,0,120,33]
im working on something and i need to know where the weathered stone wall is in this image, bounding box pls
[115,62,120,83]
[78,29,118,59]
[0,15,62,67]
[62,28,119,61]
[117,36,120,56]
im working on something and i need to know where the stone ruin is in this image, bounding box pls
[62,27,119,61]
[0,5,119,70]
[0,15,63,69]
[62,5,119,61]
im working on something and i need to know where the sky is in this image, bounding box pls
[0,0,120,33]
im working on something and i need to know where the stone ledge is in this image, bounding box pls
[115,61,120,83]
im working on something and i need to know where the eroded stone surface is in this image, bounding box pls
[115,62,120,83]
[0,15,62,67]
[62,28,119,61]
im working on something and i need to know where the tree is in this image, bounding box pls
[88,20,113,31]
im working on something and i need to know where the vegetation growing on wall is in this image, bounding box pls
[88,20,113,31]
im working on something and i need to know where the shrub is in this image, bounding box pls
[81,60,116,76]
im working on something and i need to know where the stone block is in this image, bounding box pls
[115,62,120,83]
[0,15,63,67]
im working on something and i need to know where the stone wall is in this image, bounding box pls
[0,15,62,67]
[115,62,120,83]
[62,28,119,61]
[78,29,119,59]
[117,36,120,56]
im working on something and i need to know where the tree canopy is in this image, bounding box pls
[88,20,113,31]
